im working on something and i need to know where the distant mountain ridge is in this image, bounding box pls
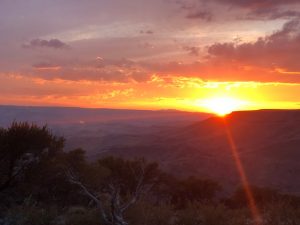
[0,105,211,126]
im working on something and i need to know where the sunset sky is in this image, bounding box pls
[1,0,300,113]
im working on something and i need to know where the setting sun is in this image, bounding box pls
[202,97,246,116]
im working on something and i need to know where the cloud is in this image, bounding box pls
[174,0,300,21]
[207,19,300,75]
[173,0,213,21]
[19,18,300,84]
[138,42,155,49]
[212,0,300,20]
[32,62,61,70]
[22,38,70,50]
[2,0,300,86]
[30,58,151,83]
[185,10,212,21]
[131,20,300,83]
[244,8,300,20]
[33,67,131,82]
[213,0,299,8]
[140,30,154,34]
[183,46,200,56]
[268,10,300,19]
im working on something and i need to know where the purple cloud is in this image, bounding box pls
[32,62,61,70]
[23,38,70,50]
[30,58,151,83]
[186,10,212,21]
[140,30,154,34]
[207,19,300,71]
[213,0,300,20]
[174,0,213,21]
[213,0,299,8]
[183,46,200,56]
[174,0,300,21]
[246,9,300,20]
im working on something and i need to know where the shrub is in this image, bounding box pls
[64,206,102,225]
[175,203,203,225]
[3,205,57,225]
[262,201,300,225]
[126,200,174,225]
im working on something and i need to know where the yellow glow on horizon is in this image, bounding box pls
[201,97,248,116]
[0,73,299,112]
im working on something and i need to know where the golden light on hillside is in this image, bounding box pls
[202,97,247,116]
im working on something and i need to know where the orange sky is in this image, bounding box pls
[1,73,299,114]
[0,0,300,113]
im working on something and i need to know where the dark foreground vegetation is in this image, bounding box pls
[0,122,299,225]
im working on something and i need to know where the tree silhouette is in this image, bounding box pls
[0,122,64,192]
[67,156,162,225]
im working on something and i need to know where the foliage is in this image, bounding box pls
[161,175,221,208]
[175,203,203,225]
[2,204,57,225]
[0,122,64,193]
[262,201,300,225]
[67,156,163,225]
[64,207,102,225]
[125,200,174,225]
[229,185,293,208]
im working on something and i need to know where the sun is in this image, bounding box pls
[202,97,245,116]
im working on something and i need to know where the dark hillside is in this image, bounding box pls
[106,110,300,194]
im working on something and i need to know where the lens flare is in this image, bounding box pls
[222,119,262,225]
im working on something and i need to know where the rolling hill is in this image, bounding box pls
[103,110,300,195]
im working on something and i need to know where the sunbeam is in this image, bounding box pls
[222,119,262,225]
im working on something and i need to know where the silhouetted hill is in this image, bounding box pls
[104,110,300,195]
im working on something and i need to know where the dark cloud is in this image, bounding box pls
[174,0,300,21]
[207,19,300,72]
[247,9,300,20]
[214,0,299,8]
[22,38,70,50]
[269,10,300,19]
[183,46,200,56]
[213,0,300,20]
[140,30,154,34]
[173,0,213,21]
[32,62,61,70]
[186,10,212,21]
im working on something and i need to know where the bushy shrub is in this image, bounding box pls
[175,203,252,225]
[262,201,300,225]
[126,200,174,225]
[175,203,203,225]
[199,204,230,225]
[226,208,251,225]
[64,206,102,225]
[2,205,57,225]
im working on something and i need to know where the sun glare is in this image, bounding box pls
[202,97,245,116]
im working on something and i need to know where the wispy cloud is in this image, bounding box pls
[22,38,70,50]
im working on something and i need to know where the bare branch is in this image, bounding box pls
[66,169,110,224]
[121,162,146,212]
